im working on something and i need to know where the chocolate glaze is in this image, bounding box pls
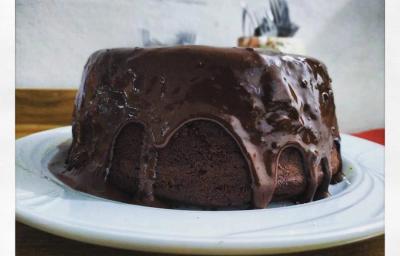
[63,45,342,209]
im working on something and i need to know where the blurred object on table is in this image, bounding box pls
[142,29,196,47]
[238,36,305,54]
[352,129,385,145]
[238,0,303,54]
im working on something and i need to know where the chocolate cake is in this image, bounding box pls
[57,45,343,210]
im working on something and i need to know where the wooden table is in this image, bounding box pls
[16,89,384,256]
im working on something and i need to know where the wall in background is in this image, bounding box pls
[16,0,384,133]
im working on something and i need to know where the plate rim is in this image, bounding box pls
[16,126,385,255]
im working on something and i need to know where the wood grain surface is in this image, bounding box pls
[16,89,76,125]
[15,89,384,256]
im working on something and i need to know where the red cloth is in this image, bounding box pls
[351,128,385,145]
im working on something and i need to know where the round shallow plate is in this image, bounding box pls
[16,127,384,255]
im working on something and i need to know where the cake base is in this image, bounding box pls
[50,121,341,210]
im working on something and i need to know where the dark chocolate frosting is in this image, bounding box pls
[64,45,341,209]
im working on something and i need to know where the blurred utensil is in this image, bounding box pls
[175,32,196,45]
[141,29,196,47]
[241,1,258,37]
[254,7,277,37]
[269,0,298,37]
[241,0,298,38]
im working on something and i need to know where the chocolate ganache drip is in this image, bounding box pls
[63,46,342,209]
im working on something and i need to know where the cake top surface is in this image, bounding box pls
[68,45,340,208]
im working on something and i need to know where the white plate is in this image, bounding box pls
[16,127,384,255]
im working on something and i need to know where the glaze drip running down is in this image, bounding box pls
[59,45,342,209]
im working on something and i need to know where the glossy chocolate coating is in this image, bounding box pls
[64,45,342,209]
